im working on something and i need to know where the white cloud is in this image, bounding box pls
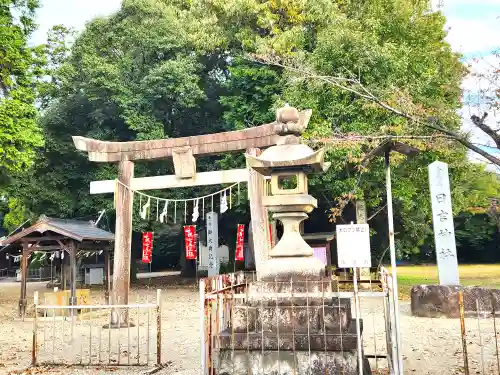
[445,18,500,55]
[461,53,499,107]
[437,0,500,7]
[434,0,500,171]
[31,0,121,45]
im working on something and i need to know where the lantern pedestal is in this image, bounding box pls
[217,280,370,375]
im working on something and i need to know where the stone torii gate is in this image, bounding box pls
[73,105,312,308]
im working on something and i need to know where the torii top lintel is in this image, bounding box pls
[72,107,312,162]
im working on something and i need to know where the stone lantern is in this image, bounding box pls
[245,105,330,280]
[218,106,368,375]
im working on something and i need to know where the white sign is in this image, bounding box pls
[206,212,219,276]
[429,161,460,285]
[336,224,372,268]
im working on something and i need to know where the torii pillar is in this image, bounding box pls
[113,160,134,309]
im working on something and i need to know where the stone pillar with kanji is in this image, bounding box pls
[206,212,219,276]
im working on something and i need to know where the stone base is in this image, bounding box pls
[260,257,325,281]
[218,320,363,351]
[411,284,500,318]
[232,303,352,333]
[217,350,370,375]
[219,278,369,374]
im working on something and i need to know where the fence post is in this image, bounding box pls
[32,291,38,366]
[353,268,363,375]
[200,278,206,375]
[386,271,399,374]
[491,291,500,374]
[458,291,469,375]
[156,289,162,366]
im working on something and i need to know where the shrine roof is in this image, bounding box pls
[302,232,335,241]
[0,215,114,245]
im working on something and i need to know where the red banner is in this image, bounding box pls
[269,224,273,248]
[235,224,245,261]
[184,225,197,260]
[142,232,153,263]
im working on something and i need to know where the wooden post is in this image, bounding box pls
[246,148,270,280]
[104,247,111,303]
[61,252,66,290]
[19,246,29,318]
[112,160,134,322]
[69,241,77,307]
[356,200,371,286]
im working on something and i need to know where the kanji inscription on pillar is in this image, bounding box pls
[429,161,460,285]
[206,212,219,276]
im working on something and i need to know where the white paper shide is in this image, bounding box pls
[428,161,460,285]
[336,223,372,268]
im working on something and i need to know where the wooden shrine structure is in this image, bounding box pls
[73,105,312,310]
[0,215,114,317]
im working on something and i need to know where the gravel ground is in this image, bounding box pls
[0,279,199,375]
[0,279,499,375]
[360,296,500,374]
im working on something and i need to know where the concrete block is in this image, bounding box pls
[411,284,500,318]
[216,349,370,375]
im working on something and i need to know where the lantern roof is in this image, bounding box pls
[245,143,330,176]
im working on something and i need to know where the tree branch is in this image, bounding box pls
[367,204,387,221]
[248,55,500,167]
[471,112,500,148]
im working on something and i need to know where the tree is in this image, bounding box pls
[466,50,500,153]
[6,0,500,264]
[204,0,500,257]
[462,50,500,230]
[0,0,46,231]
[4,1,239,267]
[0,0,44,175]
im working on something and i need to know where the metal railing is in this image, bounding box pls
[32,290,162,367]
[200,269,399,375]
[456,290,500,375]
[27,267,53,281]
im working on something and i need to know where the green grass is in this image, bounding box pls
[392,264,500,299]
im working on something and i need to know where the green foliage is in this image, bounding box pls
[219,59,281,130]
[456,213,496,247]
[28,252,46,269]
[199,0,495,258]
[2,197,27,232]
[3,0,499,264]
[0,0,44,175]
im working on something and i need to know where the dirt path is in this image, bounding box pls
[0,280,199,375]
[360,297,499,374]
[1,280,499,374]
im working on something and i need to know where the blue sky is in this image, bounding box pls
[435,0,500,168]
[439,0,500,58]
